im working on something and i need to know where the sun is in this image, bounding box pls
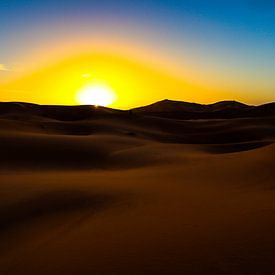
[76,83,117,107]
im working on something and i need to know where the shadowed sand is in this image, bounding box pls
[0,102,275,274]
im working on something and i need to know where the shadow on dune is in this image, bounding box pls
[0,132,175,170]
[201,140,274,154]
[0,190,118,234]
[0,132,273,170]
[0,134,109,170]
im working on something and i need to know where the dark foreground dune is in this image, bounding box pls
[0,101,275,274]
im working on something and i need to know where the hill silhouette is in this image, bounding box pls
[0,100,275,121]
[132,99,275,119]
[132,99,250,113]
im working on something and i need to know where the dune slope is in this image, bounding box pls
[0,102,275,274]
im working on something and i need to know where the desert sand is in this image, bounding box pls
[0,101,275,274]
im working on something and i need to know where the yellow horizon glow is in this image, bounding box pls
[0,48,268,108]
[0,53,223,108]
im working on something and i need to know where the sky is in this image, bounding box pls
[0,0,274,108]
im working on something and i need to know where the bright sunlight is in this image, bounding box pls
[77,83,117,106]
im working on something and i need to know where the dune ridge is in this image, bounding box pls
[0,101,274,170]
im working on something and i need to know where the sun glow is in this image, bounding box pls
[76,83,117,106]
[1,53,245,109]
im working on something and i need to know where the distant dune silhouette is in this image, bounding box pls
[133,99,250,112]
[132,99,275,119]
[1,100,275,121]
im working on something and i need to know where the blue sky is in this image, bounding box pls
[0,0,275,103]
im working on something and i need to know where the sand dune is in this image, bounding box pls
[0,190,118,234]
[0,102,275,274]
[133,99,275,119]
